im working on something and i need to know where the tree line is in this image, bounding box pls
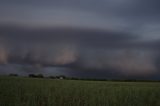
[7,73,160,82]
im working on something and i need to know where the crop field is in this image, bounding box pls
[0,77,160,106]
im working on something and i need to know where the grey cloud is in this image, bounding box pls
[0,0,160,79]
[0,25,136,47]
[0,26,159,77]
[1,0,160,27]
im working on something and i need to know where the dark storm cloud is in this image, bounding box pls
[0,0,160,79]
[1,0,160,19]
[0,25,158,78]
[0,25,136,47]
[0,0,160,30]
[0,26,136,64]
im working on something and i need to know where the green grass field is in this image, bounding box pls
[0,77,160,106]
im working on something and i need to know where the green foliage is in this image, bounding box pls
[0,77,160,106]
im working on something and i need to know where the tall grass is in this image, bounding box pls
[0,77,160,106]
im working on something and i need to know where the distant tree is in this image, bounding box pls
[49,76,56,79]
[9,73,18,77]
[28,74,44,78]
[28,74,36,78]
[36,74,44,78]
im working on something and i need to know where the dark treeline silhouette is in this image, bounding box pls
[48,75,66,79]
[29,74,44,78]
[9,73,19,77]
[6,73,160,82]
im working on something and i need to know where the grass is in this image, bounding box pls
[0,77,160,106]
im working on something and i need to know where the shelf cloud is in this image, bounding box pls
[0,0,160,79]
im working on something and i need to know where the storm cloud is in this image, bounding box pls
[0,0,160,79]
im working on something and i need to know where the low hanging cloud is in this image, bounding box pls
[0,46,8,64]
[107,50,157,76]
[72,49,157,77]
[53,46,78,65]
[0,25,159,78]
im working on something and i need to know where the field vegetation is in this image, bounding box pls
[0,76,160,106]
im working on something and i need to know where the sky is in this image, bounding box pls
[0,0,160,79]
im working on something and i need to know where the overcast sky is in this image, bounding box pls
[0,0,160,79]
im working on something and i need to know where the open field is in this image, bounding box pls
[0,77,160,106]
